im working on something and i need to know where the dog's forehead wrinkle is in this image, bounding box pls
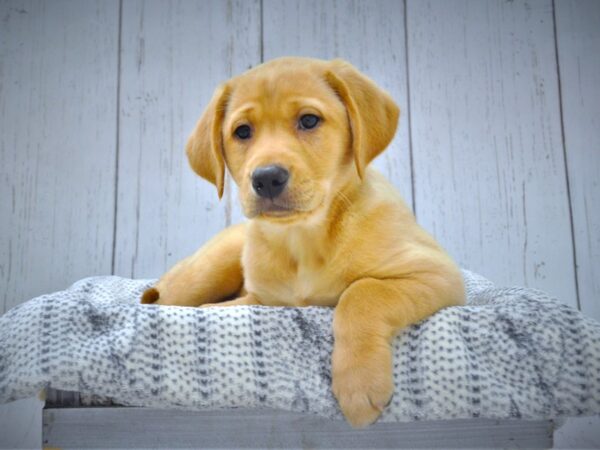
[285,96,330,113]
[227,102,260,124]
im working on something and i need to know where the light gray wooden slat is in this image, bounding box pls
[555,0,600,320]
[554,415,600,449]
[551,1,600,446]
[42,407,554,449]
[260,0,413,218]
[114,0,261,279]
[406,0,577,307]
[0,0,119,309]
[0,1,120,447]
[0,397,44,449]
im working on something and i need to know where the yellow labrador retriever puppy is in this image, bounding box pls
[141,57,465,427]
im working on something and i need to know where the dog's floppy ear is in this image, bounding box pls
[325,60,400,179]
[186,83,231,199]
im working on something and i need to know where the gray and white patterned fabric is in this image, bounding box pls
[1,270,599,422]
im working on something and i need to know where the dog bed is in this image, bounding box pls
[1,270,599,423]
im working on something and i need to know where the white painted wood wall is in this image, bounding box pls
[1,0,598,447]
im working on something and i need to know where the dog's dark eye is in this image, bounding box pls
[298,114,320,130]
[234,125,252,140]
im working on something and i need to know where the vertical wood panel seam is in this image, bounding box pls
[260,0,264,63]
[111,0,123,276]
[403,0,416,216]
[552,0,581,310]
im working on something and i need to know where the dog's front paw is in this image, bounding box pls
[141,287,160,304]
[331,338,394,428]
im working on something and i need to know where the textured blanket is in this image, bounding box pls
[1,270,599,423]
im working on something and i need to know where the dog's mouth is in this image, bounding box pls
[260,202,293,215]
[250,197,323,222]
[255,199,300,218]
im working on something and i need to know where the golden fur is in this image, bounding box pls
[142,57,465,427]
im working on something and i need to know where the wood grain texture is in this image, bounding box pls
[0,1,119,448]
[114,0,261,279]
[407,0,577,307]
[0,397,44,449]
[553,2,600,444]
[555,0,600,320]
[42,407,554,449]
[554,415,600,449]
[261,0,414,211]
[0,0,119,311]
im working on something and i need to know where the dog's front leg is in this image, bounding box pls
[332,273,463,427]
[141,223,246,306]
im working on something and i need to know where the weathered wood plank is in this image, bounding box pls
[261,0,414,211]
[42,407,554,449]
[0,397,44,449]
[552,1,600,445]
[554,415,600,449]
[555,0,600,320]
[114,0,261,279]
[0,1,120,447]
[0,0,119,309]
[406,0,577,307]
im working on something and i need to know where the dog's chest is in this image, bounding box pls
[260,264,342,307]
[291,263,341,306]
[244,236,347,307]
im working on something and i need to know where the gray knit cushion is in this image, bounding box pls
[1,270,599,422]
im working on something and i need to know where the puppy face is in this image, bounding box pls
[224,62,352,221]
[186,58,400,223]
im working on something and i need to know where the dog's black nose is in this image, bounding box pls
[251,165,289,199]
